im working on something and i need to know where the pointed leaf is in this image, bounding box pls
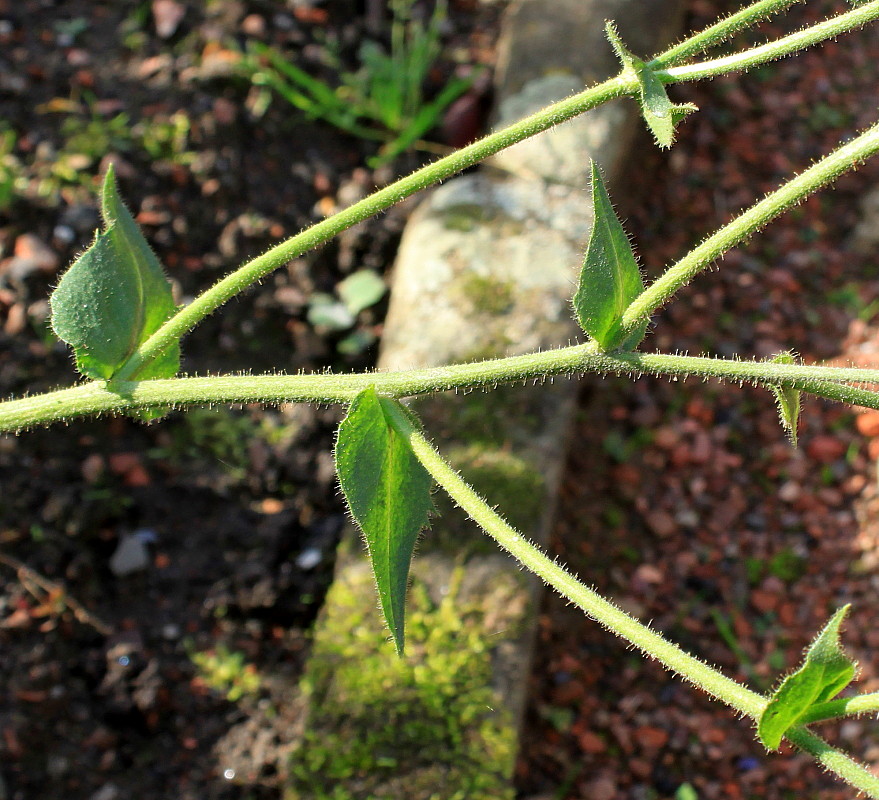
[638,66,698,149]
[604,21,637,73]
[335,388,433,654]
[573,161,647,351]
[758,606,857,750]
[50,165,179,381]
[606,21,696,149]
[769,351,802,446]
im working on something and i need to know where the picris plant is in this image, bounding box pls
[4,0,879,794]
[239,0,473,166]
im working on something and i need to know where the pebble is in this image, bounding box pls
[575,728,606,754]
[152,0,186,38]
[778,481,800,502]
[58,203,100,234]
[806,435,846,463]
[645,510,676,538]
[634,725,669,750]
[14,233,59,272]
[89,784,120,800]
[47,754,69,779]
[109,536,150,577]
[161,623,181,640]
[81,453,104,484]
[582,775,617,800]
[295,547,322,570]
[857,411,879,437]
[241,13,266,36]
[52,224,76,246]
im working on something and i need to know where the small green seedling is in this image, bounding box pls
[239,0,473,165]
[190,643,262,702]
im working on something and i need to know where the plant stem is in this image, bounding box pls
[649,0,803,69]
[786,727,879,798]
[800,692,879,725]
[620,119,879,331]
[111,0,879,382]
[112,76,633,381]
[383,397,765,714]
[6,347,879,432]
[659,1,879,83]
[383,400,879,798]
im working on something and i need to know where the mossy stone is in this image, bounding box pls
[287,563,518,800]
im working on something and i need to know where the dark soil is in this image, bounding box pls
[0,2,501,798]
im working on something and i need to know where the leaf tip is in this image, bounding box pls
[768,351,802,447]
[604,20,635,68]
[101,162,117,224]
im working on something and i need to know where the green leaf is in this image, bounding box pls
[758,606,857,750]
[337,269,387,315]
[50,165,179,381]
[769,351,802,446]
[638,66,698,149]
[675,783,699,800]
[573,160,647,351]
[605,21,697,149]
[335,388,433,655]
[604,22,637,74]
[307,294,356,330]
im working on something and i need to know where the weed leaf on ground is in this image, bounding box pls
[337,269,387,315]
[769,351,802,446]
[758,606,857,750]
[50,165,179,382]
[335,388,433,655]
[573,160,647,351]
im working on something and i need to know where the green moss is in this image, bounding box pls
[446,444,545,534]
[189,644,261,702]
[150,407,259,479]
[424,386,542,450]
[287,566,517,800]
[441,203,493,232]
[457,273,516,316]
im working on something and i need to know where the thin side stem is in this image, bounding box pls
[786,727,879,798]
[621,120,879,331]
[660,1,879,83]
[6,347,879,432]
[112,76,633,381]
[382,398,765,715]
[649,0,804,69]
[801,692,879,725]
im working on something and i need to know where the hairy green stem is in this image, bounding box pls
[383,400,879,797]
[112,76,632,381]
[786,727,879,798]
[621,119,879,331]
[660,1,879,83]
[649,0,804,69]
[6,347,879,432]
[383,397,764,714]
[801,692,879,725]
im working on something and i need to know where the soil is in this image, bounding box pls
[0,2,502,799]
